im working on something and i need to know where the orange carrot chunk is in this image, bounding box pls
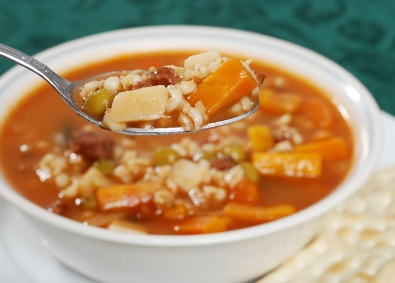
[163,203,189,220]
[252,152,322,178]
[229,180,261,204]
[300,98,333,128]
[175,216,231,234]
[247,125,274,151]
[223,203,296,224]
[294,136,349,161]
[187,58,258,114]
[96,182,160,213]
[259,88,301,114]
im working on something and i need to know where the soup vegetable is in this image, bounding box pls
[76,51,264,132]
[0,51,353,235]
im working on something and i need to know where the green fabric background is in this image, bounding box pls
[1,0,395,115]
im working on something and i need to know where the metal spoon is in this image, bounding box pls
[0,43,259,135]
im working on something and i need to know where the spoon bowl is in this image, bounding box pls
[0,43,258,135]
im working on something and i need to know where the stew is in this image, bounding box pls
[0,50,354,235]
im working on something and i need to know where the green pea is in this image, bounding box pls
[84,89,113,119]
[82,197,97,210]
[223,144,246,162]
[197,151,216,161]
[94,159,116,174]
[153,147,180,166]
[239,161,259,183]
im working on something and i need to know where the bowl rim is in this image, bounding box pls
[0,25,382,247]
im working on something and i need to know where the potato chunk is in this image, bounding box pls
[104,85,168,123]
[167,159,209,193]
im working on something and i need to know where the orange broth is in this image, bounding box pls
[0,51,354,235]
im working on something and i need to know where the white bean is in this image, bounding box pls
[165,87,183,113]
[84,80,100,92]
[179,80,196,95]
[194,101,208,121]
[80,80,100,98]
[178,112,193,131]
[103,76,120,91]
[183,70,195,80]
[182,103,203,130]
[120,74,142,89]
[230,103,243,114]
[184,51,221,70]
[240,96,254,111]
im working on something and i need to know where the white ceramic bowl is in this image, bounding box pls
[0,26,382,283]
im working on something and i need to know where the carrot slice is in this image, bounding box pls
[252,152,322,178]
[163,203,189,220]
[259,88,301,114]
[247,125,274,151]
[175,216,231,234]
[96,182,160,213]
[300,98,333,128]
[294,136,349,161]
[187,58,258,114]
[223,203,295,224]
[229,180,261,204]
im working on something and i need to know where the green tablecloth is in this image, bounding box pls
[1,0,394,115]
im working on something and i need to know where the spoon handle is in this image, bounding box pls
[0,43,72,99]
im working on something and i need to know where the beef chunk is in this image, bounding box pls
[210,156,236,171]
[149,67,181,86]
[256,72,266,86]
[130,80,152,90]
[72,131,114,161]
